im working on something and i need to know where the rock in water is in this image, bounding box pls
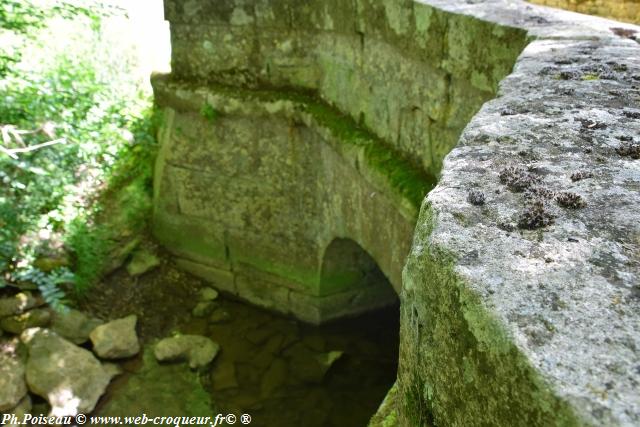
[90,315,140,359]
[0,338,27,411]
[315,351,343,372]
[96,348,214,418]
[191,301,215,318]
[154,335,220,369]
[287,343,344,384]
[211,359,238,391]
[209,309,231,324]
[199,287,219,302]
[260,358,288,396]
[51,309,103,345]
[0,292,40,317]
[0,308,51,334]
[20,328,116,416]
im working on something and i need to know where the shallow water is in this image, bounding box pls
[89,257,399,427]
[185,296,399,427]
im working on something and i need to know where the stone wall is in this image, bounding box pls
[153,0,527,323]
[155,0,640,426]
[528,0,640,24]
[153,78,416,323]
[163,0,528,173]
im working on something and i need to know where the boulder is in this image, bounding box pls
[154,335,220,369]
[199,287,219,302]
[4,395,31,427]
[0,292,39,317]
[0,308,51,334]
[0,338,27,411]
[192,301,215,318]
[51,309,103,345]
[126,248,160,276]
[90,315,140,359]
[20,328,116,416]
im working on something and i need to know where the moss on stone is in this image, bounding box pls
[369,382,402,427]
[232,254,321,291]
[153,75,437,210]
[199,102,220,122]
[97,348,214,419]
[397,203,585,426]
[305,99,436,208]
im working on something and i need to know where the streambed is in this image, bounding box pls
[85,249,399,427]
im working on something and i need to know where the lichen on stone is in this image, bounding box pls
[616,141,640,159]
[499,166,540,192]
[497,219,516,232]
[623,110,640,119]
[555,192,586,209]
[570,170,594,182]
[467,189,486,206]
[524,186,556,201]
[517,200,555,230]
[576,118,607,130]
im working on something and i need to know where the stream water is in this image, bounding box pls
[87,255,399,427]
[190,297,399,427]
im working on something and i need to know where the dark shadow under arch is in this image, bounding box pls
[320,238,398,309]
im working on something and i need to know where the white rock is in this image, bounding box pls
[154,335,220,369]
[90,315,140,359]
[21,328,116,416]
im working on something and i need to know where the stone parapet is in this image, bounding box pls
[154,0,640,425]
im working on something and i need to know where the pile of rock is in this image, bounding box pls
[0,292,140,418]
[0,291,222,421]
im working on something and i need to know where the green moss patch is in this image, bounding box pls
[153,75,437,211]
[397,204,584,426]
[97,348,214,419]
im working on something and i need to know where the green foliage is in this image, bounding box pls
[0,0,157,304]
[0,0,106,78]
[65,106,159,293]
[200,102,219,122]
[64,219,110,294]
[14,266,73,312]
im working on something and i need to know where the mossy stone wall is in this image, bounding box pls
[154,0,527,324]
[163,0,528,173]
[152,78,417,323]
[157,1,640,426]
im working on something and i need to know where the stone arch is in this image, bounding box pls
[318,238,398,319]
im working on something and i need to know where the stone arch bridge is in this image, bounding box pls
[152,0,640,425]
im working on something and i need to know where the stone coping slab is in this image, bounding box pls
[400,1,639,426]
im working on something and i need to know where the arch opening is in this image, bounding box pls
[320,238,399,316]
